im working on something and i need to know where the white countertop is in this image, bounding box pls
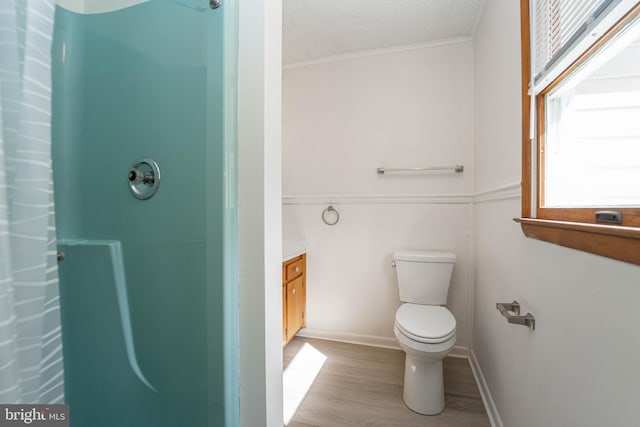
[283,238,306,262]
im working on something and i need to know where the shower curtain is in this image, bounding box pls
[0,0,64,403]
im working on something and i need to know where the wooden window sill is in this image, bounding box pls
[514,218,640,265]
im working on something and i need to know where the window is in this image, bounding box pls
[518,0,640,265]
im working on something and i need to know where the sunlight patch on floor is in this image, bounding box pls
[283,342,327,425]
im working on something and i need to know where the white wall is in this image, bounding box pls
[283,42,474,348]
[283,42,473,196]
[473,1,640,426]
[238,1,282,426]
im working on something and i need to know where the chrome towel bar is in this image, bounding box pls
[377,165,464,175]
[496,300,535,330]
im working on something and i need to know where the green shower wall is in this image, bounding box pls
[51,1,237,425]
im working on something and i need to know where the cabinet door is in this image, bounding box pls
[286,276,304,342]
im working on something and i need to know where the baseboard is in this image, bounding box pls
[297,328,401,350]
[469,349,503,427]
[297,328,470,359]
[448,345,469,359]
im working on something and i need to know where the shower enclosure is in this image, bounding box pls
[51,0,238,425]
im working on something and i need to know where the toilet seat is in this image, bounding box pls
[395,303,456,344]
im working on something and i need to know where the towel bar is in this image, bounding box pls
[377,165,464,175]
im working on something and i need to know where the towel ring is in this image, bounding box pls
[322,205,339,226]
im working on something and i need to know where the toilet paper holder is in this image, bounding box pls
[496,300,535,330]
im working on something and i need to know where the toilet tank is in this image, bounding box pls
[393,250,456,305]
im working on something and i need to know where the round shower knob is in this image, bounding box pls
[128,158,161,200]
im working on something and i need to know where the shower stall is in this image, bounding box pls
[51,1,238,425]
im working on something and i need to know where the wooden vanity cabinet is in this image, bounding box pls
[283,254,306,345]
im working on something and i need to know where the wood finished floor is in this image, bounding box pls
[284,337,491,427]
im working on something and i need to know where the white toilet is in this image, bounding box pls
[392,250,457,415]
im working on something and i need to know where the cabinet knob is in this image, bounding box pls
[291,288,296,294]
[295,267,300,272]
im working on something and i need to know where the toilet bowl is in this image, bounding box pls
[394,303,456,415]
[392,250,457,415]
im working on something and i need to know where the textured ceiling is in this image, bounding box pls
[283,0,485,65]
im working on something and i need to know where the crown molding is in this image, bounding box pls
[283,36,473,70]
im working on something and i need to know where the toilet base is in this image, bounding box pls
[402,353,445,415]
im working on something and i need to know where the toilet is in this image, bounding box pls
[392,250,457,415]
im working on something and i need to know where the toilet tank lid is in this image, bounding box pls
[393,250,456,263]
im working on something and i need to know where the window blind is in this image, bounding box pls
[533,0,612,81]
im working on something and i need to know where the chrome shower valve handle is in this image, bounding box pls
[128,158,161,200]
[128,168,155,185]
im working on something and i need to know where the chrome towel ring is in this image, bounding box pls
[322,205,339,226]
